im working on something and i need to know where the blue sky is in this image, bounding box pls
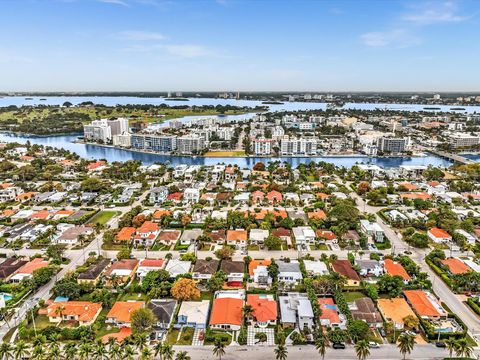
[0,0,479,92]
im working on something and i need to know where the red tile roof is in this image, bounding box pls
[247,294,277,322]
[209,297,243,326]
[384,259,411,281]
[440,258,471,275]
[317,298,340,324]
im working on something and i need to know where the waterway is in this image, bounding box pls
[0,132,463,168]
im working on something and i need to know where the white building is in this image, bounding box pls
[280,136,318,156]
[252,138,273,155]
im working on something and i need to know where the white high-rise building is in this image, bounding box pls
[252,138,273,155]
[280,136,318,156]
[107,118,129,136]
[176,135,205,154]
[83,119,112,142]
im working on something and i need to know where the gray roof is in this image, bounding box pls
[277,261,301,273]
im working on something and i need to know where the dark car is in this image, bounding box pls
[332,343,346,349]
[379,328,386,337]
[435,342,446,348]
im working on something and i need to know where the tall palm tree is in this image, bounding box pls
[175,351,191,360]
[454,337,473,358]
[109,343,122,360]
[0,342,13,360]
[212,338,226,360]
[133,333,148,352]
[274,344,288,360]
[354,340,370,360]
[315,336,327,360]
[78,342,93,360]
[31,345,46,360]
[242,304,254,324]
[63,343,77,360]
[123,345,136,360]
[13,341,29,360]
[48,345,61,359]
[397,333,415,360]
[94,340,108,360]
[153,342,164,360]
[161,344,175,360]
[444,338,457,359]
[140,347,153,360]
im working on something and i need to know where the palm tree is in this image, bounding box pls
[78,342,93,360]
[140,347,153,360]
[123,345,135,360]
[63,343,77,360]
[94,340,108,360]
[133,333,148,352]
[242,305,254,325]
[212,338,226,360]
[31,345,45,360]
[175,351,191,360]
[274,344,288,360]
[153,342,164,360]
[354,339,370,360]
[444,338,457,359]
[315,335,327,360]
[109,343,122,360]
[13,341,29,360]
[48,345,61,359]
[397,333,415,360]
[161,344,175,360]
[454,337,473,358]
[0,342,13,360]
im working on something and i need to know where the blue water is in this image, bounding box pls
[1,96,480,114]
[0,132,456,168]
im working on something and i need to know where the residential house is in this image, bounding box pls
[349,297,383,328]
[136,259,165,281]
[226,229,247,249]
[77,259,111,285]
[55,225,93,245]
[192,259,219,280]
[249,228,269,245]
[247,294,277,327]
[148,299,177,330]
[157,230,182,247]
[384,259,411,283]
[332,260,361,286]
[248,259,272,287]
[279,292,314,330]
[403,290,447,320]
[104,259,139,286]
[251,191,265,203]
[360,220,385,242]
[303,260,329,276]
[292,226,316,246]
[149,186,168,204]
[277,260,303,284]
[317,298,344,328]
[356,259,384,278]
[427,228,452,243]
[106,301,145,327]
[220,260,244,287]
[266,190,283,204]
[440,258,471,275]
[115,227,136,244]
[177,300,210,329]
[165,260,191,278]
[179,229,203,246]
[46,301,102,326]
[0,258,28,281]
[134,221,159,247]
[377,298,417,330]
[210,293,244,331]
[10,258,49,283]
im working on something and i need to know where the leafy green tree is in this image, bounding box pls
[264,235,282,250]
[377,274,404,297]
[348,320,370,342]
[454,337,473,358]
[354,339,370,360]
[131,308,157,334]
[175,351,191,360]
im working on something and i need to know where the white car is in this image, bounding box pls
[369,342,380,348]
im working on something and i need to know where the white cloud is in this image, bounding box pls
[360,29,421,48]
[97,0,129,6]
[116,30,166,41]
[402,1,469,25]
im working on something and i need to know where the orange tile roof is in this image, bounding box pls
[308,209,327,220]
[101,327,132,343]
[316,230,336,241]
[428,227,451,239]
[316,192,330,200]
[2,209,16,218]
[227,230,247,242]
[47,301,102,322]
[55,210,74,216]
[440,258,471,275]
[16,192,36,201]
[248,259,271,276]
[317,298,340,324]
[209,297,243,326]
[384,259,411,281]
[167,192,183,201]
[399,182,418,191]
[403,290,440,318]
[105,259,139,276]
[20,155,34,162]
[16,258,49,275]
[59,159,76,167]
[30,210,51,220]
[0,183,13,189]
[400,192,431,200]
[377,298,416,326]
[139,259,164,268]
[266,191,282,201]
[87,160,106,170]
[157,230,181,242]
[107,301,144,324]
[247,294,277,322]
[153,210,172,219]
[137,221,159,233]
[251,191,265,201]
[428,181,440,187]
[116,227,136,242]
[252,209,288,220]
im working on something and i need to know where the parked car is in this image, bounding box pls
[379,328,386,337]
[332,343,346,349]
[369,342,380,348]
[435,342,446,348]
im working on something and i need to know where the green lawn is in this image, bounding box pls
[343,291,366,302]
[166,329,180,344]
[88,211,119,226]
[177,327,194,345]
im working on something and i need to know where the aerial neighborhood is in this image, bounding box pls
[0,135,479,359]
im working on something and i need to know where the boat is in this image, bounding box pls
[165,98,189,101]
[40,98,47,101]
[423,107,441,110]
[326,101,344,110]
[262,101,284,105]
[25,97,33,100]
[450,107,465,111]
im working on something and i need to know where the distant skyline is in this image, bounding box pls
[1,0,479,92]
